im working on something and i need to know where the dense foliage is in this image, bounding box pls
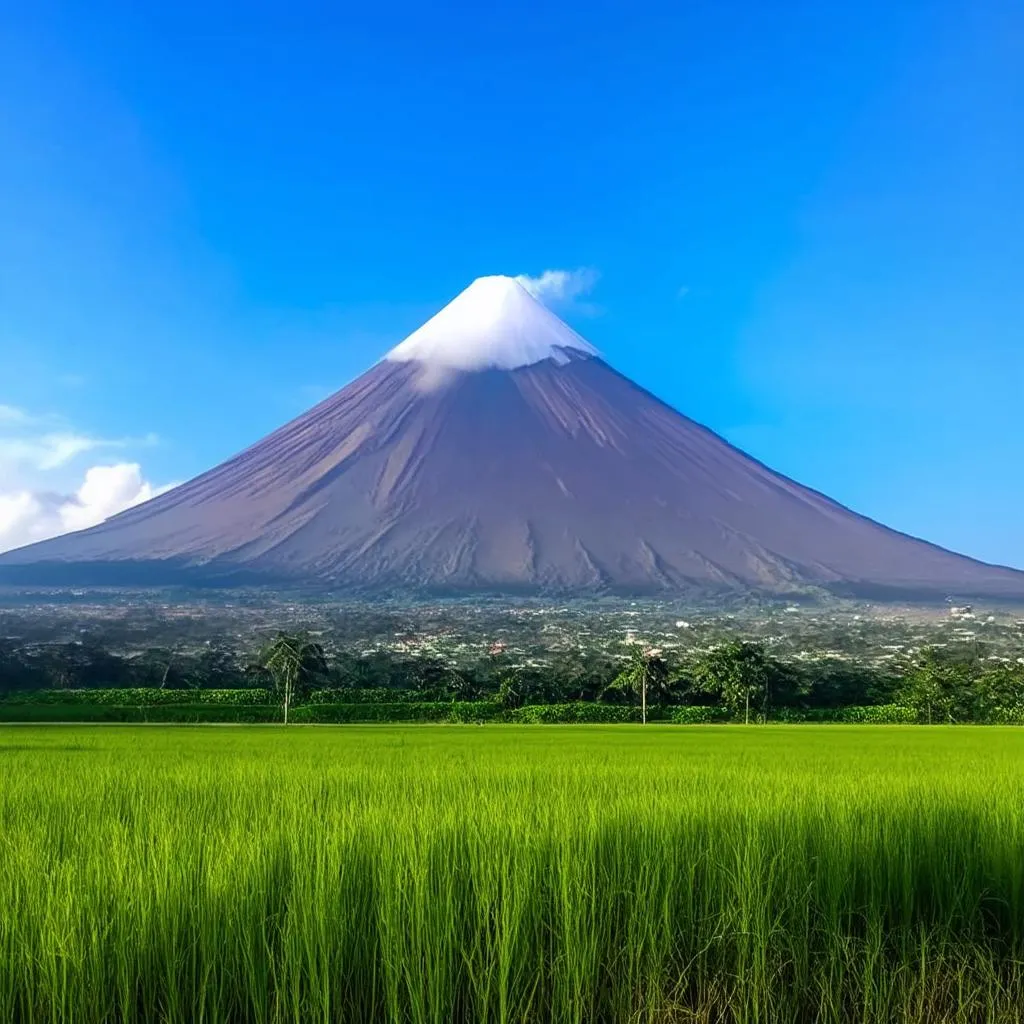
[1,633,1022,722]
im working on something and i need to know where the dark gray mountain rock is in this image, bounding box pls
[2,277,1021,599]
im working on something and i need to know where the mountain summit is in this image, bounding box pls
[387,275,597,371]
[2,277,1022,599]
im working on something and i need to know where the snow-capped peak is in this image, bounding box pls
[386,275,598,371]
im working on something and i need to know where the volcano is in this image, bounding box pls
[2,275,1022,599]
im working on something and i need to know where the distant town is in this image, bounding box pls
[3,592,1022,724]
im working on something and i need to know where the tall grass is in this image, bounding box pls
[1,725,1023,1023]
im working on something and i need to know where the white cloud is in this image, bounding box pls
[0,403,173,554]
[0,464,175,553]
[0,427,159,474]
[0,404,29,423]
[515,268,600,306]
[0,432,112,470]
[62,464,170,532]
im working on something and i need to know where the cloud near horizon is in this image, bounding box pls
[0,404,173,553]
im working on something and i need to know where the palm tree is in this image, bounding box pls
[259,633,327,725]
[605,644,670,724]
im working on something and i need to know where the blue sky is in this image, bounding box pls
[1,0,1022,564]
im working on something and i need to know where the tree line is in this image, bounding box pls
[2,633,1023,722]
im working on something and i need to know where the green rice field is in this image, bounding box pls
[2,725,1024,1023]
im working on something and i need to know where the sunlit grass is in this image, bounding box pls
[1,725,1023,1022]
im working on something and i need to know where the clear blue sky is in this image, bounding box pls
[1,0,1022,565]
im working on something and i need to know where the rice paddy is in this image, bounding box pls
[2,724,1024,1023]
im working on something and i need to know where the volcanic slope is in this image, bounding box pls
[2,275,1023,599]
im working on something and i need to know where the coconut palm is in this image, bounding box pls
[604,644,670,724]
[259,633,327,725]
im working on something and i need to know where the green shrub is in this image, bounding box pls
[304,688,424,705]
[986,708,1024,725]
[290,702,504,724]
[0,704,282,723]
[0,693,949,725]
[668,706,729,724]
[833,704,918,724]
[0,688,273,707]
[510,702,646,724]
[770,705,916,724]
[0,704,133,723]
